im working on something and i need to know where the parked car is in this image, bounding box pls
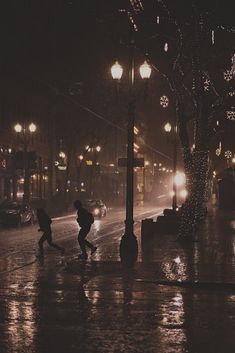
[0,200,36,226]
[84,199,107,218]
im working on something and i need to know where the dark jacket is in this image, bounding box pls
[76,207,94,228]
[37,209,52,231]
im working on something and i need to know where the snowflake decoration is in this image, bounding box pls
[203,78,210,92]
[160,95,169,108]
[224,69,233,82]
[226,111,235,120]
[225,150,232,159]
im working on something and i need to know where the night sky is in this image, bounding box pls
[0,0,234,168]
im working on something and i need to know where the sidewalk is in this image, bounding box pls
[63,206,235,353]
[68,205,235,283]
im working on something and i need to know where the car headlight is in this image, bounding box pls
[93,208,100,215]
[5,210,19,215]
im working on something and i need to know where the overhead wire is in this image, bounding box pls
[36,77,172,161]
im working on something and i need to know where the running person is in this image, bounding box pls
[74,200,96,260]
[37,208,64,256]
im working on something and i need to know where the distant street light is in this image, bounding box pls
[29,123,37,133]
[174,172,185,186]
[164,121,178,212]
[111,54,152,263]
[14,122,37,200]
[164,122,172,133]
[59,151,66,159]
[14,123,23,133]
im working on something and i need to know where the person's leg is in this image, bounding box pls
[46,231,64,252]
[82,226,96,253]
[78,228,88,255]
[38,233,47,255]
[84,239,94,249]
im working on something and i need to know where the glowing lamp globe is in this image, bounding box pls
[174,172,185,186]
[29,123,37,133]
[139,61,152,79]
[14,123,22,133]
[164,122,172,133]
[111,61,123,80]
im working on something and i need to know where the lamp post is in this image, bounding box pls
[111,56,151,263]
[14,122,37,200]
[85,145,101,197]
[164,122,178,212]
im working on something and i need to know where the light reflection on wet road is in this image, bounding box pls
[0,206,235,352]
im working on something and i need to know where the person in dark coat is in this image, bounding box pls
[37,208,64,256]
[74,200,97,260]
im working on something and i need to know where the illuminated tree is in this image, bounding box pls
[121,0,235,238]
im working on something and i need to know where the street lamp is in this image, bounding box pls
[164,122,178,212]
[111,57,152,263]
[14,122,37,200]
[110,61,123,80]
[29,123,37,133]
[164,122,172,133]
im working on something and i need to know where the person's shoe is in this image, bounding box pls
[91,246,97,255]
[61,248,65,255]
[78,253,88,260]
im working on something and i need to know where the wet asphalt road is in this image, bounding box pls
[1,205,235,353]
[0,204,164,270]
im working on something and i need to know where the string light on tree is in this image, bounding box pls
[160,95,169,108]
[164,42,168,52]
[211,30,215,45]
[231,53,235,76]
[229,90,235,97]
[216,141,222,156]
